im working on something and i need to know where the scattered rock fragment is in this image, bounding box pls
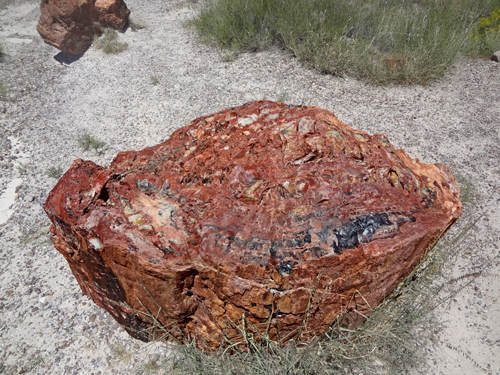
[44,101,462,349]
[491,50,500,62]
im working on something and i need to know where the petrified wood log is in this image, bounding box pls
[44,101,462,349]
[37,0,130,56]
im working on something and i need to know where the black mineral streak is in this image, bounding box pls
[204,213,413,268]
[334,213,392,250]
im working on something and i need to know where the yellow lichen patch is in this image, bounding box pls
[128,214,144,226]
[389,172,399,186]
[388,167,403,187]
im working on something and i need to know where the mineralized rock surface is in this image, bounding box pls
[44,101,462,349]
[37,0,130,55]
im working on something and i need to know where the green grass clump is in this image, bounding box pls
[93,28,128,54]
[20,227,50,245]
[16,162,30,175]
[0,81,6,101]
[189,0,500,84]
[77,133,106,153]
[0,44,6,100]
[455,173,476,205]
[275,92,288,103]
[46,166,64,179]
[150,75,160,85]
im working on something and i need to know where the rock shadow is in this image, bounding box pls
[54,51,84,65]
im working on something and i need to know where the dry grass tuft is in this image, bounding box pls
[93,28,128,54]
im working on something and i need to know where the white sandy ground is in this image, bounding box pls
[0,0,499,374]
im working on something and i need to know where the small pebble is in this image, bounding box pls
[149,353,160,363]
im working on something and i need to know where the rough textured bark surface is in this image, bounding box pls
[36,0,130,55]
[44,101,462,349]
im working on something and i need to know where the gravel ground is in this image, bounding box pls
[0,0,499,374]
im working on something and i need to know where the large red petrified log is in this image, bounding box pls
[44,101,462,349]
[37,0,130,55]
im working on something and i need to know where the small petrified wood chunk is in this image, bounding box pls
[44,101,462,349]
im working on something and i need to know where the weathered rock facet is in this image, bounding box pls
[44,101,462,349]
[36,0,130,55]
[492,50,500,63]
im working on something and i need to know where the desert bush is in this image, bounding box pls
[467,6,500,56]
[189,0,500,84]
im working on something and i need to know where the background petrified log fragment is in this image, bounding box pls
[37,0,130,55]
[44,101,462,349]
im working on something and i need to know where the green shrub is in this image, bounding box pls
[189,0,500,84]
[468,7,500,55]
[475,7,500,37]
